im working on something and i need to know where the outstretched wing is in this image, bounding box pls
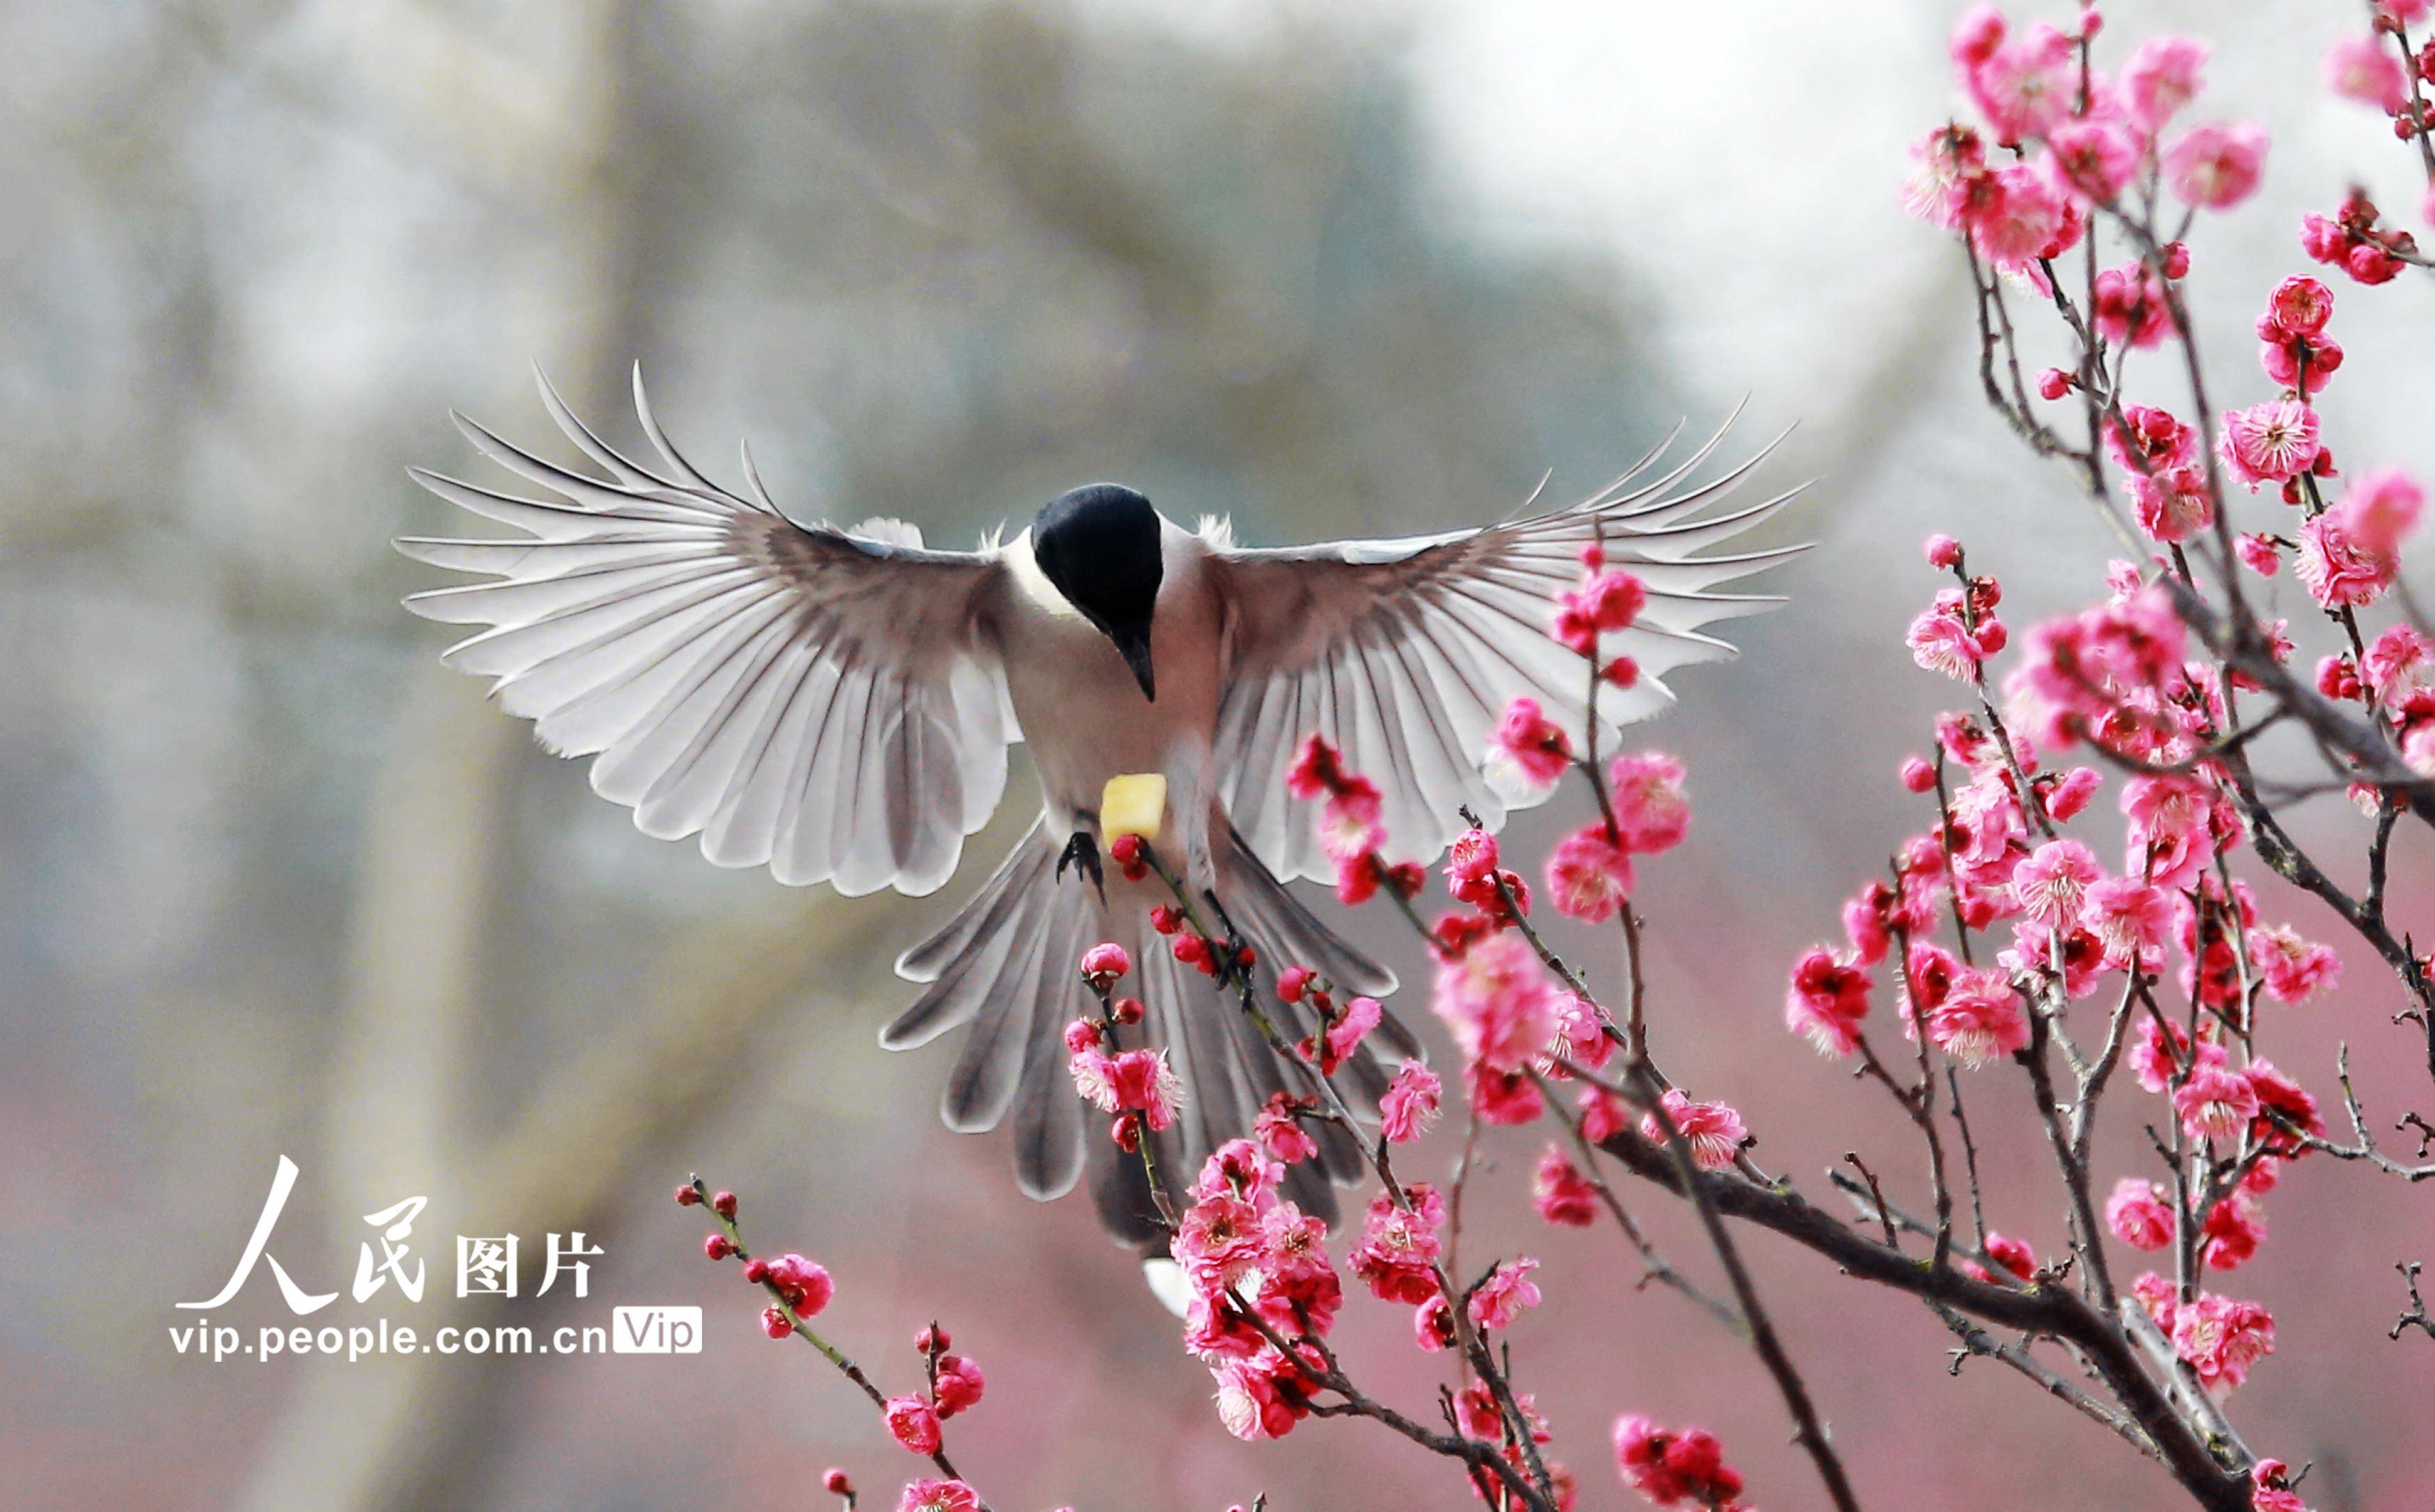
[398,368,1016,897]
[1206,419,1804,883]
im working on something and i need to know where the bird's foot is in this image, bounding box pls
[1057,830,1106,901]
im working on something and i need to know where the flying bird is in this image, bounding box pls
[398,369,1801,1244]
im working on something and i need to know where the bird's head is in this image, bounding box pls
[1031,483,1164,701]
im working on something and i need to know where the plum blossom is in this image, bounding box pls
[2083,875,2174,963]
[2106,1178,2175,1250]
[2217,398,2320,488]
[1902,124,1986,227]
[2121,35,2209,134]
[897,1480,979,1512]
[1963,18,2077,142]
[2325,34,2408,113]
[1484,695,1572,798]
[2295,508,2399,609]
[1348,1188,1444,1305]
[1608,751,1691,853]
[932,1355,985,1418]
[1786,947,1872,1057]
[1966,163,2081,273]
[1467,1258,1542,1331]
[1432,931,1558,1072]
[1378,1061,1442,1144]
[2165,120,2267,209]
[2011,838,2102,926]
[2172,1292,2276,1392]
[1613,1415,1747,1510]
[2047,118,2139,204]
[1545,823,1636,923]
[2248,926,2340,1005]
[1923,967,2030,1067]
[884,1395,942,1455]
[1533,1145,1598,1228]
[2175,1062,2261,1143]
[1641,1088,1747,1171]
[1908,589,2006,679]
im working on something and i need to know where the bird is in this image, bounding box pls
[397,367,1802,1246]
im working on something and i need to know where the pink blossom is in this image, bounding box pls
[2235,533,2281,576]
[2246,1059,2325,1155]
[2325,35,2408,113]
[1174,1194,1266,1297]
[2047,118,2139,204]
[1325,995,1382,1066]
[2105,403,2198,475]
[1902,125,1987,228]
[1412,1294,1457,1352]
[2093,260,2171,348]
[1786,948,1873,1057]
[2296,509,2398,609]
[1608,751,1691,853]
[1924,532,1965,568]
[2130,467,2214,544]
[1316,776,1384,862]
[1983,1231,2036,1280]
[1485,695,1572,796]
[2046,764,2102,821]
[2083,875,2173,963]
[1924,967,2029,1067]
[1467,1061,1547,1126]
[2172,1292,2276,1392]
[1613,1415,1746,1509]
[1284,732,1347,799]
[2005,587,2189,752]
[1966,163,2079,272]
[1211,1354,1310,1441]
[2201,1193,2265,1271]
[1467,1257,1542,1331]
[1348,1189,1443,1305]
[1378,1061,1442,1144]
[765,1253,833,1317]
[2342,466,2425,554]
[1641,1088,1747,1171]
[1533,1144,1598,1227]
[897,1480,979,1512]
[2011,838,2102,926]
[1446,827,1499,887]
[2248,926,2340,1005]
[2267,274,2336,337]
[2121,35,2210,134]
[1255,1093,1320,1166]
[1546,823,1636,923]
[1079,942,1131,983]
[1949,4,2006,69]
[1105,1048,1183,1130]
[1965,20,2077,142]
[2366,625,2435,703]
[932,1354,985,1417]
[884,1395,942,1455]
[2165,121,2268,209]
[2217,398,2320,488]
[2106,1177,2175,1250]
[2252,1459,2314,1512]
[1908,591,2004,679]
[1432,931,1557,1072]
[2175,1062,2261,1143]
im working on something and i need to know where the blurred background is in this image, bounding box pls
[8,1,2434,1508]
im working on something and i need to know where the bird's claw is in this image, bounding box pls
[1057,830,1106,901]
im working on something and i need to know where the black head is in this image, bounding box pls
[1032,483,1163,700]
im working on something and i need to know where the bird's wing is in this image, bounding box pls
[398,368,1016,897]
[1206,419,1805,883]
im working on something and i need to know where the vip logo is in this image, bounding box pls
[612,1305,702,1354]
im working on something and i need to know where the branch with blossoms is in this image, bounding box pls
[664,11,2435,1512]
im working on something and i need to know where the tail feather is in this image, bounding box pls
[889,813,1424,1249]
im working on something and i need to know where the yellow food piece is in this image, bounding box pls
[1101,772,1168,843]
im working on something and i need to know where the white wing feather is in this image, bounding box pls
[399,367,1015,896]
[1208,417,1805,883]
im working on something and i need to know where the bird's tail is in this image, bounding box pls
[886,817,1415,1248]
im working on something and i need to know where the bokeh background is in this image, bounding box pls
[10,1,2435,1508]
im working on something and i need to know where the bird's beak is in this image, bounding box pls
[1110,624,1157,702]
